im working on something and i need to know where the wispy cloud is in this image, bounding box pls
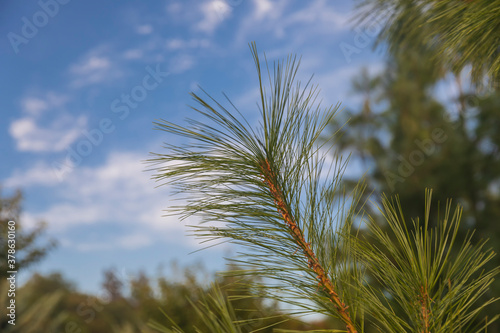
[7,151,188,237]
[197,1,232,34]
[122,49,144,60]
[236,0,351,44]
[71,56,110,74]
[68,46,123,88]
[6,161,70,188]
[136,24,153,35]
[21,97,48,116]
[168,54,195,74]
[284,0,350,31]
[65,233,154,252]
[9,93,87,153]
[10,115,86,153]
[164,0,233,35]
[254,0,276,19]
[165,38,211,51]
[20,92,69,116]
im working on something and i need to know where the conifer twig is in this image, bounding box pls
[149,43,498,333]
[149,43,363,331]
[260,159,357,333]
[419,284,430,333]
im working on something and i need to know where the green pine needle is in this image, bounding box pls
[149,43,498,332]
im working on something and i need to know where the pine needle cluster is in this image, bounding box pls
[149,44,498,332]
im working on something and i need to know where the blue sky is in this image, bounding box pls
[1,0,388,293]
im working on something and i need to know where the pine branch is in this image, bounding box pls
[149,43,498,332]
[259,159,357,332]
[149,42,364,332]
[349,189,499,332]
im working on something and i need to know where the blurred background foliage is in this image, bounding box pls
[1,190,338,332]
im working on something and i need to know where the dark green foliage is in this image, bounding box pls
[355,0,500,89]
[0,188,56,278]
[0,274,67,333]
[1,263,330,333]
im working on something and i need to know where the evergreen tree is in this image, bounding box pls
[0,273,67,333]
[0,187,56,279]
[102,268,124,302]
[355,0,500,89]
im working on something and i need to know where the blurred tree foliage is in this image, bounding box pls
[0,187,333,332]
[355,0,500,89]
[1,265,335,333]
[0,274,67,333]
[0,188,56,279]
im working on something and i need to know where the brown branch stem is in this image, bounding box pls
[260,159,357,333]
[420,285,431,333]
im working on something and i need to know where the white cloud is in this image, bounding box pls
[9,151,189,235]
[197,1,232,34]
[68,47,123,88]
[9,114,87,153]
[37,202,104,228]
[68,233,154,252]
[254,0,273,19]
[17,212,40,230]
[70,240,111,252]
[22,97,47,116]
[136,24,153,35]
[165,38,210,51]
[69,55,111,87]
[58,231,159,252]
[233,87,261,110]
[5,161,65,188]
[11,92,85,153]
[71,56,110,74]
[229,58,384,118]
[284,0,350,31]
[117,233,153,249]
[234,0,286,43]
[236,0,351,44]
[20,92,69,116]
[9,92,87,153]
[168,54,194,74]
[123,49,143,60]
